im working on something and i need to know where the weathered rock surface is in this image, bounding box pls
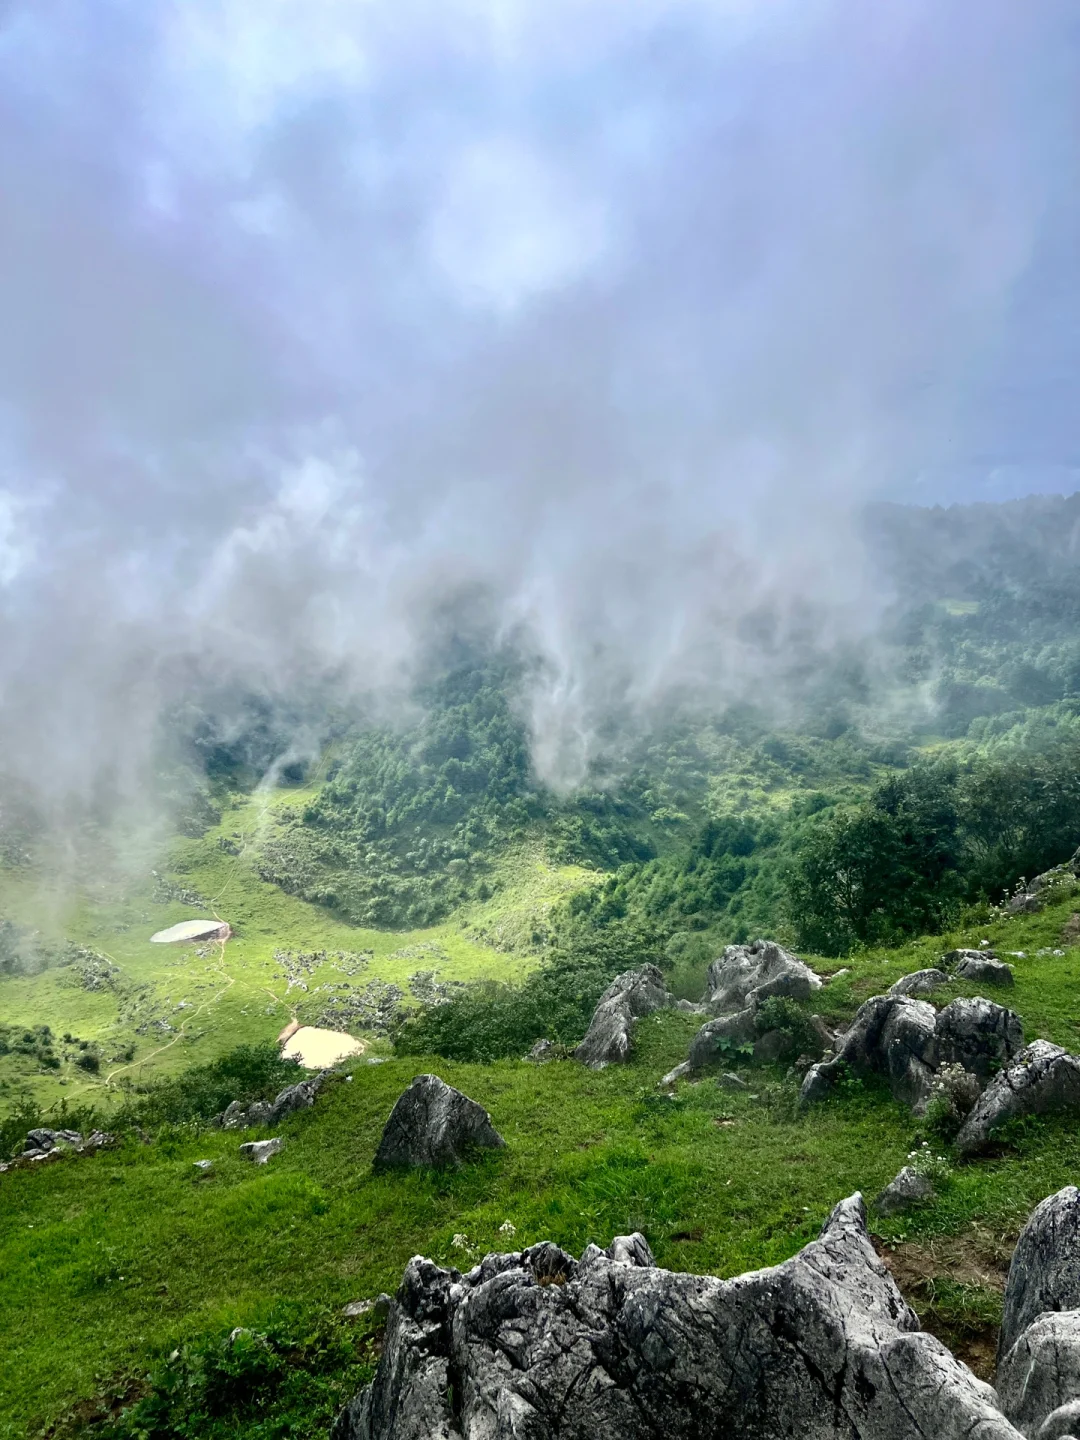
[686,1006,757,1068]
[374,1074,505,1170]
[935,997,1024,1078]
[889,968,950,997]
[335,1193,1019,1440]
[525,1039,555,1063]
[574,965,673,1070]
[955,1042,1080,1156]
[800,993,1023,1114]
[874,1166,935,1216]
[702,938,822,1013]
[996,1187,1080,1439]
[954,956,1015,987]
[1006,849,1080,915]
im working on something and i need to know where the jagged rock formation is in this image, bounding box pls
[574,965,673,1070]
[874,1165,935,1216]
[684,939,823,1072]
[334,1193,1019,1440]
[218,1070,331,1130]
[374,1074,505,1170]
[997,1186,1080,1438]
[955,1042,1080,1156]
[889,968,950,997]
[800,995,1023,1113]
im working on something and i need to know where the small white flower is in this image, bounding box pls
[451,1233,470,1249]
[498,1221,517,1237]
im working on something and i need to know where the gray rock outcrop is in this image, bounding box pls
[954,957,1015,987]
[374,1074,505,1170]
[800,994,1024,1114]
[956,1042,1080,1156]
[889,968,950,997]
[997,1187,1080,1438]
[874,1165,935,1216]
[702,938,822,1013]
[20,1128,114,1160]
[574,965,673,1070]
[335,1192,1020,1440]
[684,939,823,1071]
[1006,849,1080,914]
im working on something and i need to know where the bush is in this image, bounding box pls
[395,917,666,1062]
[753,996,822,1061]
[100,1307,374,1439]
[111,1042,303,1130]
[74,1051,101,1073]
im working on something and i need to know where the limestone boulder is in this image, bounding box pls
[574,965,673,1070]
[955,1042,1080,1156]
[702,938,822,1014]
[374,1074,505,1170]
[889,969,950,998]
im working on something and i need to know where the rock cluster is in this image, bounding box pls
[574,965,673,1070]
[374,1074,505,1170]
[683,939,823,1071]
[335,1192,1020,1440]
[943,950,1015,986]
[997,1186,1080,1438]
[10,1127,114,1167]
[888,968,950,997]
[217,1070,331,1130]
[800,994,1024,1113]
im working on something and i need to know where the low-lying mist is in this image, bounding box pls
[0,0,1077,838]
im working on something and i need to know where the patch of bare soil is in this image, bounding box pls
[875,1227,1015,1381]
[1061,912,1080,944]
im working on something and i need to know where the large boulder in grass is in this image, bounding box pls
[334,1193,1020,1440]
[997,1187,1080,1438]
[889,968,951,998]
[374,1074,505,1170]
[955,1042,1080,1157]
[574,965,673,1070]
[800,993,1024,1114]
[702,938,822,1014]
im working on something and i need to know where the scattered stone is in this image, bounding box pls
[954,956,1015,987]
[942,948,999,968]
[574,965,673,1070]
[874,1165,935,1216]
[674,998,708,1013]
[342,1294,393,1322]
[525,1039,555,1063]
[334,1193,1017,1440]
[373,1074,505,1170]
[955,1042,1080,1156]
[193,1159,213,1171]
[217,1071,333,1130]
[239,1137,283,1164]
[825,968,851,982]
[888,968,950,997]
[657,1061,692,1088]
[702,938,822,1014]
[717,1072,750,1090]
[20,1128,114,1159]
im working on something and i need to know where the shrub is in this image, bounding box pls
[111,1042,303,1130]
[753,996,822,1060]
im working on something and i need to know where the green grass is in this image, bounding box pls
[8,890,1080,1439]
[0,792,598,1113]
